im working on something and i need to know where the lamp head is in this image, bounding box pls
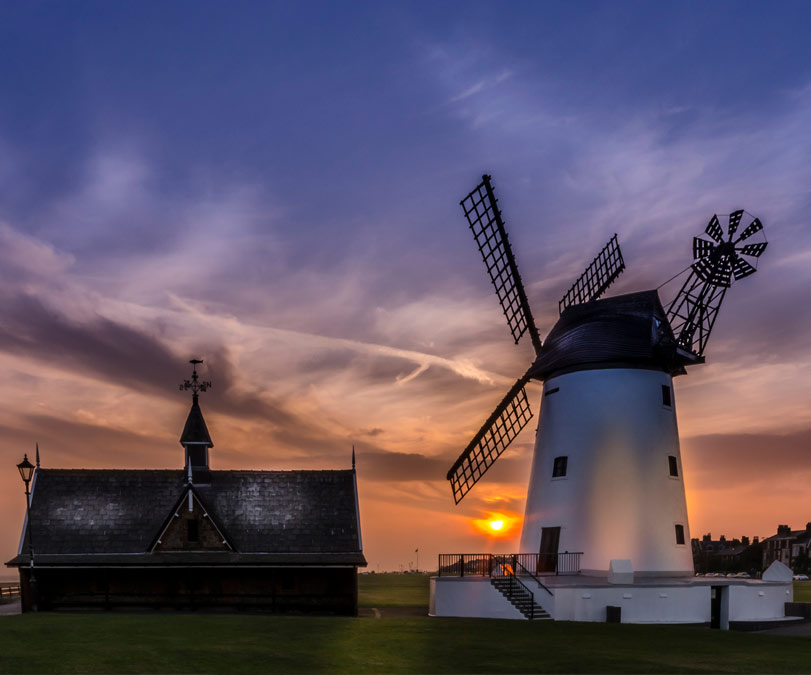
[17,454,35,486]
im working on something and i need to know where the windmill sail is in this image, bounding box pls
[446,376,534,504]
[558,234,625,314]
[461,175,543,355]
[667,210,767,357]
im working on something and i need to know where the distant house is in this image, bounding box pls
[6,364,365,613]
[791,531,811,574]
[692,534,760,575]
[762,523,811,571]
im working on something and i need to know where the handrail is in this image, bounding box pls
[508,573,537,620]
[491,556,539,619]
[437,552,582,578]
[514,557,553,596]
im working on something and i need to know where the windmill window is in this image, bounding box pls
[668,455,679,477]
[675,524,685,546]
[187,519,199,543]
[544,387,560,397]
[661,385,672,407]
[552,456,568,478]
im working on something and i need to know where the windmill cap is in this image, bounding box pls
[527,290,700,381]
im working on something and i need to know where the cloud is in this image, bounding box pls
[355,450,447,482]
[0,223,75,281]
[449,80,485,103]
[682,427,811,490]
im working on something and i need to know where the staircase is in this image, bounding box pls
[491,577,552,620]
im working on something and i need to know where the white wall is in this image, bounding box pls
[728,583,793,620]
[432,577,793,625]
[520,368,693,575]
[430,577,526,620]
[551,585,709,623]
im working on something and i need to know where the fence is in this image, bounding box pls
[0,583,20,600]
[437,552,582,578]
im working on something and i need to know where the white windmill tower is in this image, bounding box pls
[446,175,768,578]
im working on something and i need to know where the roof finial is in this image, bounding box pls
[35,442,40,468]
[352,445,356,470]
[179,359,212,402]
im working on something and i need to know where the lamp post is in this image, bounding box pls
[16,454,36,611]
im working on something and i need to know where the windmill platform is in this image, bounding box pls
[430,556,799,628]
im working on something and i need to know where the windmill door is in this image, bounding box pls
[539,527,561,573]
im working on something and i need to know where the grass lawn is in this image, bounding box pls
[358,572,429,608]
[794,581,811,602]
[0,577,808,673]
[1,613,810,674]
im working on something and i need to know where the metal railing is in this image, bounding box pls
[437,552,582,578]
[512,556,553,596]
[491,557,540,619]
[491,554,553,598]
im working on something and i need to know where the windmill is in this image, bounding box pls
[446,174,767,575]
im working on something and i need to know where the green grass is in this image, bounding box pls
[0,613,810,674]
[358,572,429,608]
[0,578,808,673]
[794,581,811,602]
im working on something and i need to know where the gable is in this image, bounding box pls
[152,489,231,552]
[193,470,361,553]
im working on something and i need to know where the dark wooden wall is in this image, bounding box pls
[19,567,358,615]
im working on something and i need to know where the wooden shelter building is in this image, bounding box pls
[6,364,365,613]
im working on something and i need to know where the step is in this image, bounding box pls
[490,578,551,620]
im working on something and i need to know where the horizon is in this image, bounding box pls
[1,1,810,574]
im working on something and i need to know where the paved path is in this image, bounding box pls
[755,620,811,637]
[0,600,21,616]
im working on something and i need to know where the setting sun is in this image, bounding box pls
[472,512,522,538]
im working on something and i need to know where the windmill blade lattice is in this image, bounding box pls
[559,234,625,314]
[667,210,767,357]
[461,175,543,355]
[690,210,767,288]
[446,376,534,504]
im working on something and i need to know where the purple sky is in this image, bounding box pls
[1,2,810,572]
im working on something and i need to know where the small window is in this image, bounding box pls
[668,455,679,477]
[544,387,560,397]
[552,456,568,478]
[675,524,685,545]
[187,519,199,543]
[661,385,672,407]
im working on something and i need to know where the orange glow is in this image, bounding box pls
[472,511,522,538]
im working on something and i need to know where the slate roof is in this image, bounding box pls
[528,290,700,380]
[180,396,213,446]
[8,468,364,567]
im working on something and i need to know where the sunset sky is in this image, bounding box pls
[1,2,810,574]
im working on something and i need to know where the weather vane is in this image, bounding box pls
[179,358,211,397]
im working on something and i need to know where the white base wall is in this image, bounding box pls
[431,576,794,627]
[551,585,708,623]
[429,577,525,620]
[729,583,793,621]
